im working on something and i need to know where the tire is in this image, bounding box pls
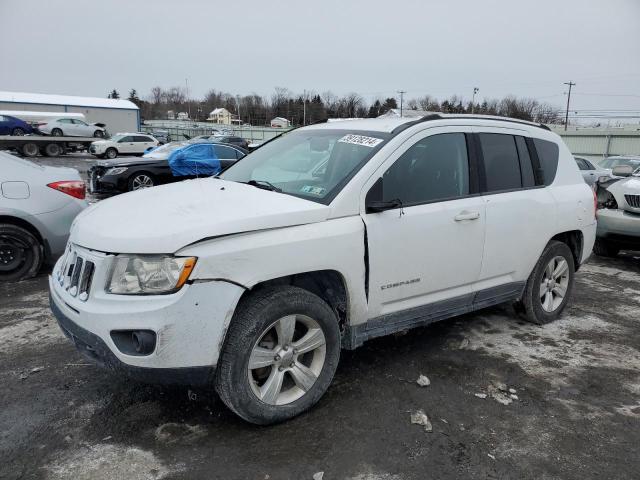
[105,148,118,159]
[11,127,25,136]
[0,224,43,282]
[44,143,62,157]
[593,238,619,258]
[51,128,63,136]
[21,142,39,157]
[127,172,155,191]
[93,130,105,138]
[521,240,575,325]
[216,286,341,425]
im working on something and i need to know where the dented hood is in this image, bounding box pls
[71,178,330,253]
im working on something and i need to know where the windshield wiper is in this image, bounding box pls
[246,180,282,193]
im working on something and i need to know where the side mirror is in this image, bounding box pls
[365,177,402,213]
[612,165,633,177]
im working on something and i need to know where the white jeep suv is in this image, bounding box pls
[49,114,596,424]
[90,133,158,159]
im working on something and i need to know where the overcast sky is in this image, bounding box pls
[1,0,639,120]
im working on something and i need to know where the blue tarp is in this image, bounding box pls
[168,143,222,177]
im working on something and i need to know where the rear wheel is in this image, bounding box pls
[21,142,39,157]
[44,143,62,157]
[520,241,575,325]
[51,128,63,136]
[593,238,620,258]
[128,172,155,191]
[216,286,341,425]
[0,224,43,282]
[11,127,25,136]
[105,147,118,159]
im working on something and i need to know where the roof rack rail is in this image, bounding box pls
[391,113,551,136]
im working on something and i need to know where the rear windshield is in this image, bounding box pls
[221,129,389,204]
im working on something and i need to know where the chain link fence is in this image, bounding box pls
[140,120,292,143]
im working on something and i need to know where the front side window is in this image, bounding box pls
[118,136,133,143]
[382,133,469,205]
[73,119,88,126]
[221,129,389,204]
[480,133,522,192]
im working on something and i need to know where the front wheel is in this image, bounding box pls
[127,172,155,191]
[520,240,575,325]
[11,127,25,136]
[51,128,63,136]
[216,286,341,425]
[105,147,117,159]
[93,130,104,138]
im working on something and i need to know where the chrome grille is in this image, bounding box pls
[57,247,95,301]
[625,194,640,209]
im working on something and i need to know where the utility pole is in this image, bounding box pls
[236,95,241,126]
[563,81,575,131]
[303,89,307,126]
[185,78,191,121]
[471,87,479,114]
[397,90,406,117]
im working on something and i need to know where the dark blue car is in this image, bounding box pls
[0,114,34,136]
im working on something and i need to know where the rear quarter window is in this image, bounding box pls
[533,139,559,186]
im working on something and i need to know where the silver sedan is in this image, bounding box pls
[0,151,87,281]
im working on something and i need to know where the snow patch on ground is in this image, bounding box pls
[0,316,64,355]
[579,263,640,283]
[46,443,182,480]
[458,313,640,387]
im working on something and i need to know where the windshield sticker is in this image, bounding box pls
[338,134,383,148]
[301,185,326,196]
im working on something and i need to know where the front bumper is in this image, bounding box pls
[597,208,640,246]
[49,247,246,382]
[50,292,213,385]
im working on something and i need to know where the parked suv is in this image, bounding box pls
[49,115,595,424]
[594,160,640,256]
[89,133,158,159]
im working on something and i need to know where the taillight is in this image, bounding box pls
[47,181,86,199]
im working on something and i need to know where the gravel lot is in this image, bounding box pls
[2,154,640,479]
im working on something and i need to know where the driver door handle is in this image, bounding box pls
[454,210,480,221]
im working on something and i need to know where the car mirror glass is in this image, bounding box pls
[612,165,633,177]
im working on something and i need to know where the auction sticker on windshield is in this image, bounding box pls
[301,185,326,196]
[338,134,383,148]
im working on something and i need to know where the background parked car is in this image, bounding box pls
[89,133,158,159]
[35,117,106,137]
[574,156,610,185]
[594,164,640,257]
[149,129,171,144]
[598,155,640,173]
[0,114,34,136]
[197,134,249,150]
[88,142,246,194]
[0,151,87,281]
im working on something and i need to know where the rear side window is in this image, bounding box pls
[213,145,238,159]
[134,136,151,142]
[533,139,559,186]
[479,133,521,192]
[383,133,469,205]
[515,136,535,188]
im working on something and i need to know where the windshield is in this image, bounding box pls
[143,141,190,159]
[220,129,389,204]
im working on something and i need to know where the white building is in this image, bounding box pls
[0,91,139,133]
[177,112,190,121]
[207,107,235,125]
[270,116,291,128]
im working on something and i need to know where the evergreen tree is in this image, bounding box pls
[108,89,120,99]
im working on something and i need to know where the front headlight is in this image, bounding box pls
[105,167,128,175]
[107,255,197,295]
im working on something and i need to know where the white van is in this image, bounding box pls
[49,114,596,424]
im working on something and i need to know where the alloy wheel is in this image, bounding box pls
[248,314,327,405]
[540,255,570,312]
[131,174,154,190]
